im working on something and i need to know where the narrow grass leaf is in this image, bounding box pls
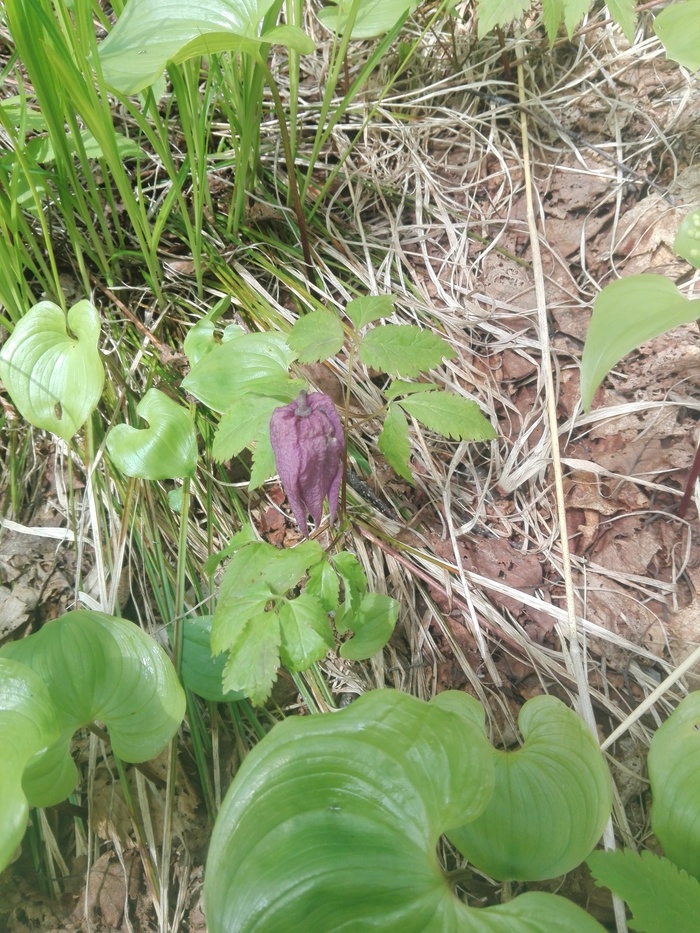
[580,275,700,411]
[378,403,413,482]
[587,849,700,933]
[287,310,345,362]
[398,392,496,441]
[359,324,456,377]
[345,295,395,329]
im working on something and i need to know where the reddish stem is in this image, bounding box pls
[677,442,700,518]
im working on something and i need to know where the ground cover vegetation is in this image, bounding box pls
[0,0,699,929]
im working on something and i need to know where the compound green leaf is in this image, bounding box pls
[0,610,185,870]
[182,330,296,414]
[278,594,333,670]
[339,592,399,660]
[580,275,700,411]
[316,0,419,38]
[287,310,345,363]
[588,848,700,933]
[98,0,314,95]
[181,616,244,702]
[107,388,197,479]
[305,559,340,613]
[648,691,700,879]
[359,324,456,377]
[204,689,606,932]
[476,0,530,38]
[220,608,281,705]
[212,395,279,462]
[399,391,496,442]
[447,695,612,881]
[331,551,367,634]
[248,427,276,490]
[384,379,438,400]
[345,295,395,329]
[654,0,700,71]
[0,299,104,441]
[674,208,700,269]
[378,402,413,482]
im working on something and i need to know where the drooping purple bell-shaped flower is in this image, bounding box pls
[269,391,345,536]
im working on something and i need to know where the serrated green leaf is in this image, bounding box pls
[99,0,314,95]
[654,0,700,70]
[542,0,564,40]
[378,403,413,482]
[398,391,496,442]
[218,539,324,606]
[306,560,341,612]
[384,379,438,400]
[339,593,399,660]
[287,310,345,362]
[674,208,700,269]
[248,428,277,490]
[278,594,333,670]
[0,299,104,441]
[580,275,700,411]
[107,388,198,480]
[648,692,700,879]
[358,324,455,377]
[211,581,276,656]
[447,695,612,881]
[476,0,530,38]
[181,616,244,703]
[221,609,281,706]
[345,295,395,329]
[212,396,279,462]
[587,849,700,933]
[607,0,636,40]
[332,552,367,634]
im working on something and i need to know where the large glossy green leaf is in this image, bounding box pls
[181,616,244,702]
[98,0,314,95]
[0,300,105,441]
[580,275,700,411]
[204,689,607,932]
[0,658,60,873]
[107,388,198,479]
[654,0,700,71]
[0,611,185,872]
[182,330,297,414]
[447,695,612,881]
[648,691,700,879]
[316,0,420,38]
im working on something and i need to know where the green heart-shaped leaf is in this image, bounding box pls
[648,691,700,879]
[316,0,420,38]
[98,0,314,95]
[447,695,612,881]
[0,610,185,873]
[204,689,607,931]
[181,615,244,702]
[0,299,105,441]
[0,658,60,873]
[107,388,197,479]
[674,208,700,270]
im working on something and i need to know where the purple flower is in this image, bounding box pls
[269,391,345,536]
